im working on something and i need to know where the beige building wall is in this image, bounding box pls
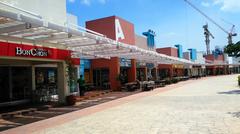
[135,35,148,50]
[135,35,156,51]
[0,0,67,26]
[195,52,205,64]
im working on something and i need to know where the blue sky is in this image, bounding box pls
[67,0,240,52]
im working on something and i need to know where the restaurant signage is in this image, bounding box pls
[15,47,49,57]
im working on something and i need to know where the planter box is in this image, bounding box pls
[66,95,77,105]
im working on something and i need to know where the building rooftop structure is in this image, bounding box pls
[0,3,193,65]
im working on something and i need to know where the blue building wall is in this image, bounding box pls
[142,29,156,49]
[79,59,91,79]
[188,49,197,61]
[174,44,183,58]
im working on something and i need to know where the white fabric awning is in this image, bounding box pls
[0,3,193,65]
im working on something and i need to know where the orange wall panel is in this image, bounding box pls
[91,57,120,90]
[156,47,178,57]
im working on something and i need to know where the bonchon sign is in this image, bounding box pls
[15,47,49,57]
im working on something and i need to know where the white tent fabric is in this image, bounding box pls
[0,4,193,65]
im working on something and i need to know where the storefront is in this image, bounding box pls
[191,65,205,77]
[206,65,227,76]
[172,64,184,77]
[136,62,147,81]
[158,64,172,79]
[93,68,110,89]
[0,41,80,106]
[120,58,132,84]
[146,63,157,80]
[79,59,91,83]
[0,66,32,106]
[229,65,240,74]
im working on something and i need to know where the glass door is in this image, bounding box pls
[11,67,32,101]
[93,69,109,88]
[0,67,10,103]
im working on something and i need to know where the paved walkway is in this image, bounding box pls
[2,75,240,134]
[0,91,140,132]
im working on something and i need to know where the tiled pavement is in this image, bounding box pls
[0,90,140,132]
[2,75,240,134]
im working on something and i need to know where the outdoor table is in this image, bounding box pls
[141,81,155,91]
[124,82,139,91]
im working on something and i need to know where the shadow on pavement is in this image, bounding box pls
[218,90,240,95]
[0,91,139,132]
[228,111,240,119]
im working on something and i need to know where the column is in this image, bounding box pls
[153,68,158,80]
[213,67,216,75]
[31,65,36,91]
[109,57,120,91]
[156,68,159,80]
[128,59,136,82]
[57,62,68,104]
[223,65,227,75]
[169,65,174,78]
[144,67,148,81]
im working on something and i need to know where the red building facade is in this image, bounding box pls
[86,16,137,90]
[156,47,184,78]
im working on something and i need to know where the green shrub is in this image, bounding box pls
[172,78,178,84]
[164,78,172,84]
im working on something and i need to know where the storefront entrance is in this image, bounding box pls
[158,69,169,79]
[0,66,32,106]
[137,68,146,81]
[35,67,58,102]
[93,69,110,89]
[120,67,129,84]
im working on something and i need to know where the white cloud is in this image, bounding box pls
[212,0,240,12]
[69,0,76,3]
[81,0,91,6]
[80,0,107,6]
[201,2,210,7]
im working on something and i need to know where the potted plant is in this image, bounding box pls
[165,77,172,85]
[65,56,77,93]
[66,94,76,105]
[172,78,178,84]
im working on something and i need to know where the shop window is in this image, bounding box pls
[137,68,145,81]
[48,70,56,84]
[159,69,169,79]
[0,67,10,103]
[36,71,45,84]
[84,69,90,83]
[93,69,109,89]
[36,68,57,85]
[120,67,128,84]
[0,67,32,105]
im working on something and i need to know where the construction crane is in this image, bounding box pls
[203,24,214,55]
[184,0,237,45]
